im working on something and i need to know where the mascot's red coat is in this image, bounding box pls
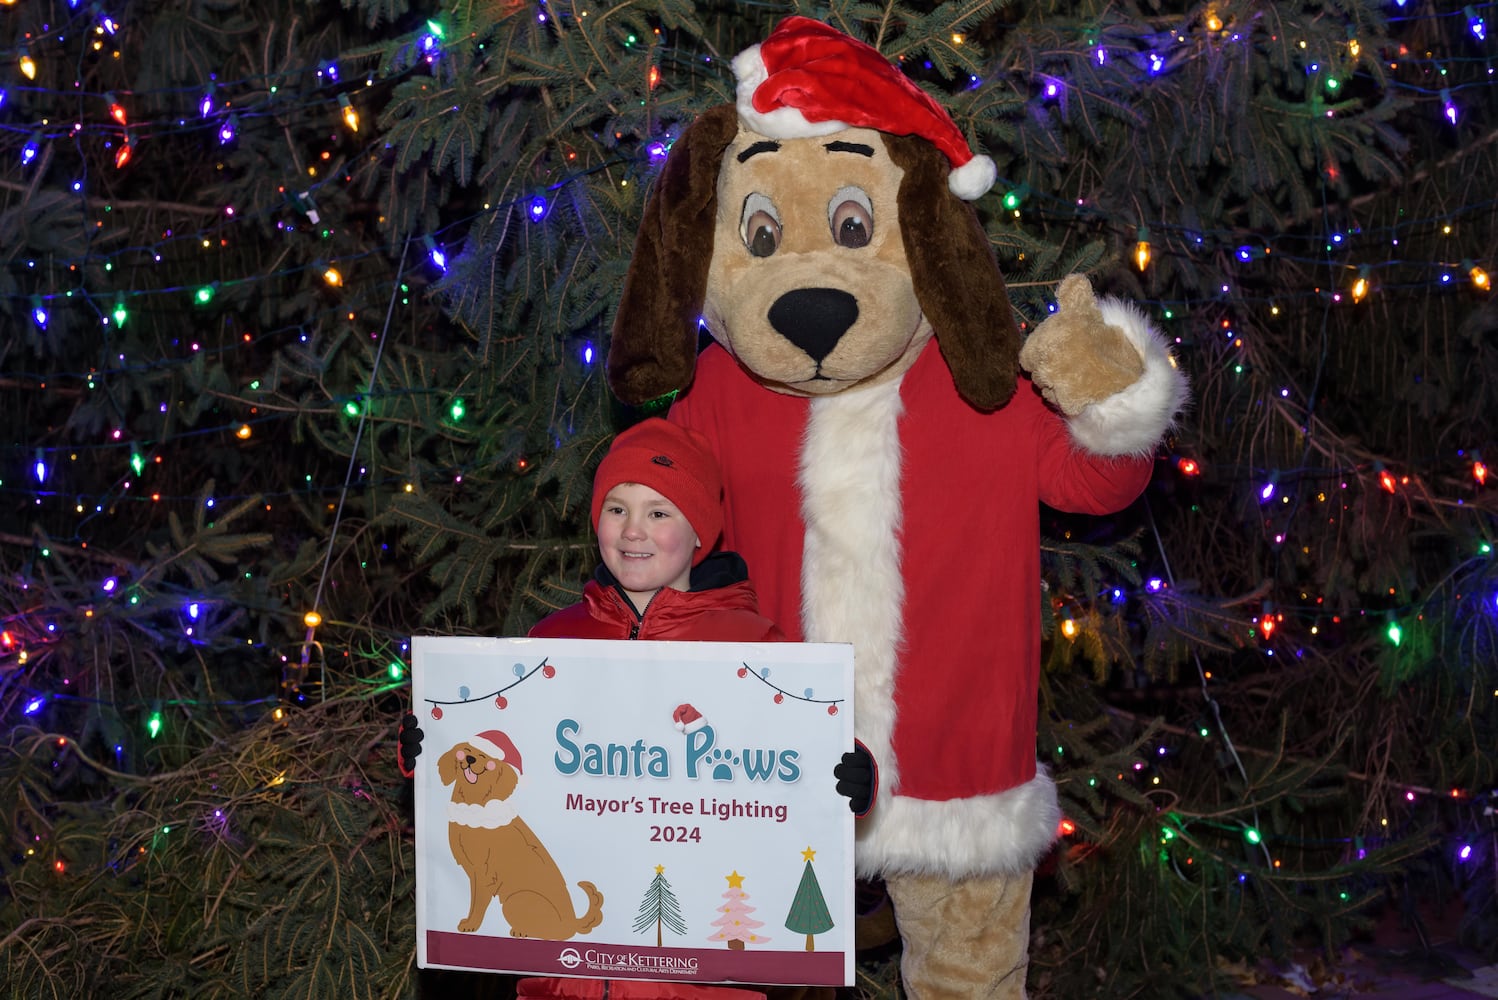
[672,339,1157,879]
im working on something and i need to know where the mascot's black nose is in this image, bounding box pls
[768,288,859,364]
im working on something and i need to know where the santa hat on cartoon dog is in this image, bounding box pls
[466,729,523,773]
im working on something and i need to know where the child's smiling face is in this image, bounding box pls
[596,482,700,611]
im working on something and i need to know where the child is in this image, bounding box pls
[526,417,783,643]
[400,419,859,999]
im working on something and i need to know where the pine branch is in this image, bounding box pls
[0,532,133,568]
[0,179,226,216]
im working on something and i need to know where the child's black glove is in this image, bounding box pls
[833,741,876,816]
[398,713,424,778]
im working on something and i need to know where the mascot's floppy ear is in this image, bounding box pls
[885,131,1021,411]
[607,104,740,406]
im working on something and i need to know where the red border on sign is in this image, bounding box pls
[425,931,847,985]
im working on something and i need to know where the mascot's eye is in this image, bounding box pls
[828,187,873,250]
[740,193,782,258]
[746,212,782,257]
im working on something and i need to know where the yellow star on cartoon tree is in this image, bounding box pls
[726,870,745,888]
[801,846,816,862]
[655,864,665,874]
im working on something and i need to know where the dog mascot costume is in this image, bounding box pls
[607,17,1189,999]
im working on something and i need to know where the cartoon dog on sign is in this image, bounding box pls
[439,730,604,937]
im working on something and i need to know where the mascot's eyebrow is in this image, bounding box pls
[736,140,781,163]
[825,140,874,157]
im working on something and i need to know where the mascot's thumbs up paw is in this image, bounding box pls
[1018,274,1146,416]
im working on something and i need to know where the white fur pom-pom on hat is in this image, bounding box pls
[732,15,996,201]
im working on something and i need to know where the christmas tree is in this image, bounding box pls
[633,863,688,948]
[784,848,835,952]
[2,0,1494,997]
[707,870,770,950]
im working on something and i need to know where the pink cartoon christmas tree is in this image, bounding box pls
[707,870,770,950]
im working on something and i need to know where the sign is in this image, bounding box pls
[413,636,855,986]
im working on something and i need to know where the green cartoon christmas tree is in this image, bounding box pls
[633,864,687,948]
[784,847,835,952]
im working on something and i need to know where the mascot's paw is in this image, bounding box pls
[398,713,423,778]
[1018,274,1146,416]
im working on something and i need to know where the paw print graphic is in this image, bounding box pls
[708,748,739,782]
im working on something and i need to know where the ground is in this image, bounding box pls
[1230,899,1496,1000]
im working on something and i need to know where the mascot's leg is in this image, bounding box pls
[883,870,1033,999]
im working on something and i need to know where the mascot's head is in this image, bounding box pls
[608,16,1021,409]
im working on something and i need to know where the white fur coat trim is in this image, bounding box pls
[1067,298,1190,457]
[448,799,518,829]
[856,769,1061,879]
[800,378,1058,877]
[800,378,906,803]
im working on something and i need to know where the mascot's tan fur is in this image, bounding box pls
[439,740,604,938]
[605,17,1189,999]
[608,104,1179,446]
[610,107,1030,410]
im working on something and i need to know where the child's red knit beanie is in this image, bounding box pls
[590,418,723,565]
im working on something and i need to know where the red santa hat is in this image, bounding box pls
[467,730,523,773]
[732,16,997,201]
[591,418,723,566]
[672,703,707,734]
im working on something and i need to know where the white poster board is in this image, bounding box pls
[413,636,855,986]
